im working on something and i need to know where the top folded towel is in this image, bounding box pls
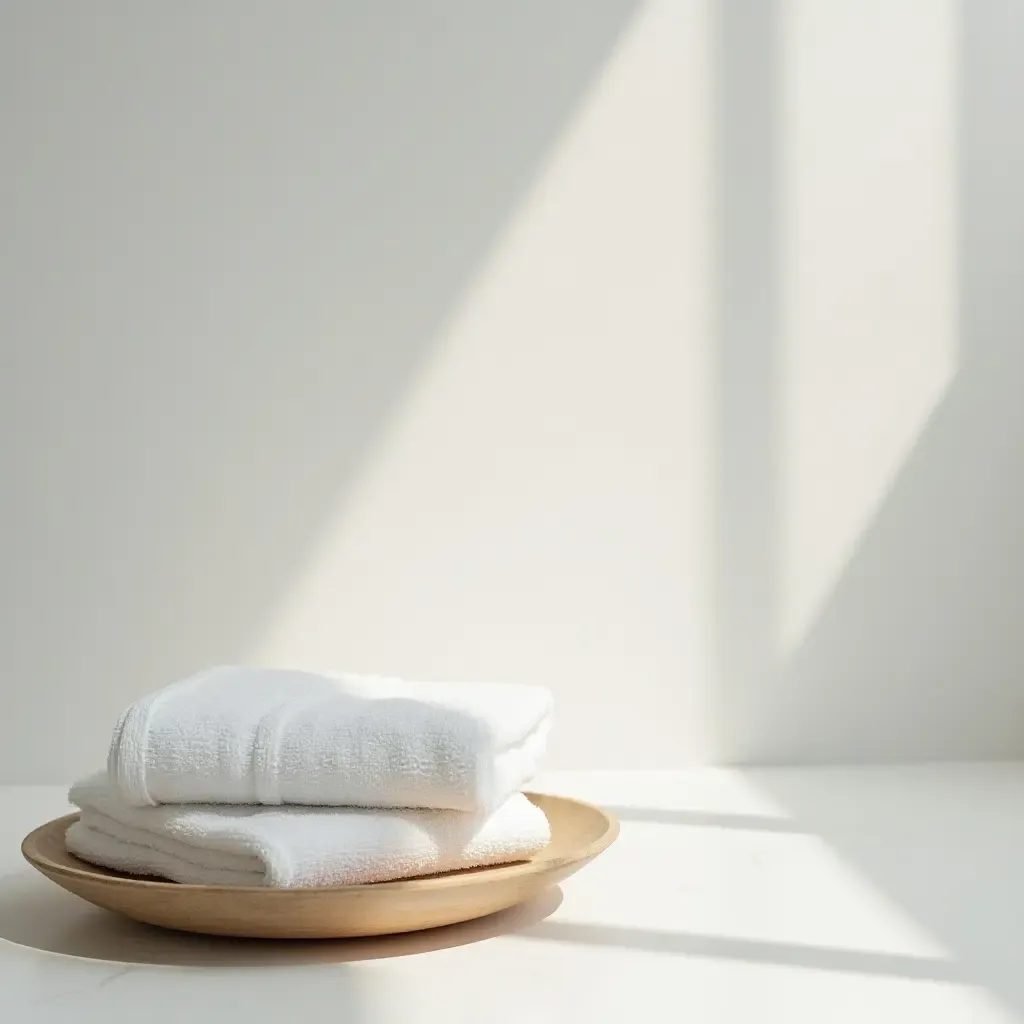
[107,666,553,812]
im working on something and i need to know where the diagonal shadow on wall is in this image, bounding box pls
[713,0,1024,765]
[0,1,641,782]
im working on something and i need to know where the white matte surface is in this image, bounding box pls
[2,765,1023,1023]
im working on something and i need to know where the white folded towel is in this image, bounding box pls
[107,666,553,812]
[67,773,551,888]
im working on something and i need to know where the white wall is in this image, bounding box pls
[2,0,1023,782]
[0,0,713,781]
[713,0,1024,763]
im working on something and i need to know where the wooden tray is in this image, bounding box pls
[21,793,617,939]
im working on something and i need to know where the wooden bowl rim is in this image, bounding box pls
[22,792,618,894]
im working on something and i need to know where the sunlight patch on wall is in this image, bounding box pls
[780,0,958,652]
[251,0,716,766]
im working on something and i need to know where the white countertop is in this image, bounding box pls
[3,765,1024,1023]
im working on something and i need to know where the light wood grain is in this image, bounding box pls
[21,793,618,939]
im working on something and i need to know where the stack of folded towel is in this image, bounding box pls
[67,666,554,887]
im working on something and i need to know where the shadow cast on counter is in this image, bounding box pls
[600,805,805,833]
[519,918,964,984]
[0,0,640,782]
[750,764,1024,1015]
[0,872,562,966]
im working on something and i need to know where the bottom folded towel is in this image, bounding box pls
[67,774,550,888]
